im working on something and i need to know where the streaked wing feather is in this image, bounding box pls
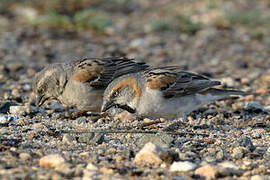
[164,71,221,96]
[72,57,149,88]
[144,67,221,98]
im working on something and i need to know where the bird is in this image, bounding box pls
[101,66,247,120]
[32,57,149,113]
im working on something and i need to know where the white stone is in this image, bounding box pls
[170,161,197,172]
[251,175,268,180]
[9,106,30,115]
[13,6,38,20]
[86,163,98,171]
[218,161,239,170]
[130,39,149,48]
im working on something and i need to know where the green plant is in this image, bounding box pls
[225,10,266,27]
[74,10,112,30]
[207,0,221,9]
[148,20,174,32]
[33,10,71,28]
[28,9,113,31]
[174,14,202,34]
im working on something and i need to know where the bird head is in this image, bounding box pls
[32,64,67,107]
[101,75,141,113]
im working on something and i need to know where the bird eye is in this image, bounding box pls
[112,91,118,98]
[37,89,44,95]
[37,85,46,95]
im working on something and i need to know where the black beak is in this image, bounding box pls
[101,100,136,114]
[101,100,115,112]
[35,95,48,107]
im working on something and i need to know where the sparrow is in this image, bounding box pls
[32,57,149,112]
[101,66,247,119]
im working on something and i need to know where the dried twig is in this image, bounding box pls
[137,119,163,128]
[60,129,209,137]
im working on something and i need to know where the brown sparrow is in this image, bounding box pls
[102,66,247,119]
[32,57,149,112]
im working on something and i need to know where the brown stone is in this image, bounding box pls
[195,165,218,179]
[39,154,65,168]
[33,123,43,129]
[244,95,254,102]
[256,88,268,95]
[100,167,114,174]
[19,153,31,161]
[261,74,270,85]
[133,142,165,165]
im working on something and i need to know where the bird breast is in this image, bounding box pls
[60,80,104,111]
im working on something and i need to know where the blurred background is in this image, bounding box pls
[0,0,269,106]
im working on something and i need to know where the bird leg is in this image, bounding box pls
[179,112,187,122]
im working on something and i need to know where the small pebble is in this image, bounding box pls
[218,161,242,176]
[33,123,43,129]
[100,167,114,174]
[9,105,30,115]
[19,152,31,161]
[245,102,265,113]
[195,165,218,179]
[236,136,255,151]
[86,163,98,171]
[83,169,101,180]
[169,161,197,172]
[231,147,246,159]
[244,95,254,102]
[0,115,19,123]
[39,154,65,168]
[134,142,173,165]
[256,88,268,95]
[78,133,104,144]
[138,133,174,149]
[62,134,74,144]
[251,175,268,180]
[54,163,73,176]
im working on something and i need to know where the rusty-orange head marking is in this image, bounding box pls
[112,77,142,98]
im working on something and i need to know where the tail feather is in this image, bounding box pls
[197,88,248,104]
[205,88,248,97]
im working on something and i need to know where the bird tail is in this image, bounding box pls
[209,88,247,95]
[200,88,248,101]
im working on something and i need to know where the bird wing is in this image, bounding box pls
[144,66,221,98]
[72,57,149,88]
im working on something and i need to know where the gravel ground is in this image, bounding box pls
[0,0,270,179]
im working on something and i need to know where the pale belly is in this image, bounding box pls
[137,89,217,119]
[60,81,104,112]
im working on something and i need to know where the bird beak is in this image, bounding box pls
[35,95,47,107]
[101,100,115,112]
